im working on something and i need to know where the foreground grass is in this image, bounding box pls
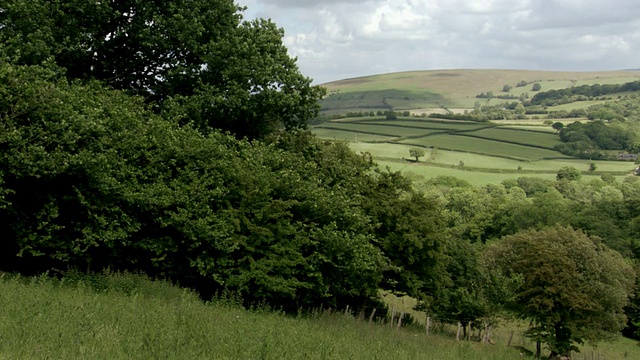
[0,274,530,360]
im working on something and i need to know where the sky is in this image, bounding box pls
[240,0,640,84]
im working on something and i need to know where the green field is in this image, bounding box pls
[399,134,569,161]
[363,119,490,130]
[466,127,563,149]
[3,273,638,360]
[314,122,437,138]
[320,69,640,113]
[310,115,636,185]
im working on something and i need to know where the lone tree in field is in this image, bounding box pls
[502,84,512,92]
[532,82,542,91]
[409,148,426,162]
[483,226,635,359]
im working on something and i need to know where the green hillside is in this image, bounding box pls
[319,69,640,113]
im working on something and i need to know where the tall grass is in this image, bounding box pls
[0,273,527,360]
[1,273,638,359]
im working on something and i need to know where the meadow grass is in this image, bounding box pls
[363,119,490,130]
[468,127,564,149]
[376,160,630,186]
[312,127,395,142]
[320,69,640,111]
[497,125,557,133]
[0,273,541,360]
[399,134,569,161]
[348,141,635,173]
[314,123,437,138]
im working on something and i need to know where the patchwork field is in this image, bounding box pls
[311,117,636,185]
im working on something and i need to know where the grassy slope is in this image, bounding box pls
[2,274,638,360]
[320,69,640,111]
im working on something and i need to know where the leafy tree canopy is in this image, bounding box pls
[0,0,325,139]
[484,226,635,358]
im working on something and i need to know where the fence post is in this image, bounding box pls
[397,312,404,330]
[390,307,396,327]
[368,308,376,324]
[456,322,462,341]
[425,316,431,336]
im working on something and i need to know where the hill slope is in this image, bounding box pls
[319,69,640,113]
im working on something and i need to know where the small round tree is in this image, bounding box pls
[552,122,564,133]
[556,166,582,181]
[409,148,426,162]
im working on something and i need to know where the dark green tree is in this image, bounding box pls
[552,122,564,133]
[0,0,325,139]
[484,226,635,359]
[532,83,542,91]
[0,62,385,311]
[556,166,582,181]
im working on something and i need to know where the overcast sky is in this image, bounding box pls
[240,0,640,84]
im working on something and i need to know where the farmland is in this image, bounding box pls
[312,116,636,184]
[320,69,640,112]
[314,69,640,184]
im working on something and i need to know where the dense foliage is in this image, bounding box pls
[530,81,640,106]
[484,226,635,358]
[555,120,633,159]
[0,0,325,139]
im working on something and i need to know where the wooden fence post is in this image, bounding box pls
[425,316,431,336]
[368,308,376,324]
[397,312,404,330]
[456,322,462,341]
[390,307,396,327]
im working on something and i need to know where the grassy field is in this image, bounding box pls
[2,273,638,360]
[311,115,636,185]
[320,69,640,112]
[399,134,569,161]
[463,127,564,149]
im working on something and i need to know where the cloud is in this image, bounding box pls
[241,0,640,84]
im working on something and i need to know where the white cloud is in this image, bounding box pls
[241,0,640,84]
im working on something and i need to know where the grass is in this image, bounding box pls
[312,127,395,142]
[467,127,564,149]
[375,160,631,187]
[0,273,544,360]
[2,272,639,360]
[320,69,640,112]
[311,115,637,186]
[399,134,569,161]
[362,119,490,130]
[314,123,438,138]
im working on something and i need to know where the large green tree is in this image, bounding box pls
[484,226,635,359]
[0,0,324,138]
[0,62,382,310]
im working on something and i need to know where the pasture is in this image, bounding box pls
[312,116,636,185]
[320,69,640,112]
[2,273,638,360]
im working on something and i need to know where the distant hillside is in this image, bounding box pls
[319,69,640,114]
